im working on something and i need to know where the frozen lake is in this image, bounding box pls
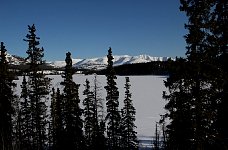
[14,74,167,137]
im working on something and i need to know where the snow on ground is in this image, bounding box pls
[14,74,167,138]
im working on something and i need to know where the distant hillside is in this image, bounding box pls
[6,53,26,65]
[94,60,172,76]
[6,53,174,75]
[47,55,173,70]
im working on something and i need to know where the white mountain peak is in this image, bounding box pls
[5,53,172,70]
[48,54,172,70]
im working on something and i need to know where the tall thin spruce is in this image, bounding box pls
[105,47,121,150]
[50,87,64,150]
[92,75,106,150]
[83,79,98,150]
[19,75,32,149]
[24,24,51,150]
[0,42,16,150]
[212,0,228,148]
[154,122,159,150]
[61,52,84,150]
[120,77,138,150]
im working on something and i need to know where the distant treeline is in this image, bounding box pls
[95,60,173,76]
[10,60,174,76]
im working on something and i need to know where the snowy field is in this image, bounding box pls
[14,74,167,138]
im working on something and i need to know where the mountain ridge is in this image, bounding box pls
[47,54,173,70]
[5,53,173,70]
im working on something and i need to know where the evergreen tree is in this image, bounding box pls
[54,88,64,150]
[19,75,32,149]
[0,42,16,150]
[96,121,107,150]
[24,24,51,150]
[163,0,227,149]
[83,79,98,150]
[105,47,121,150]
[154,122,160,150]
[180,0,226,149]
[120,77,138,150]
[211,0,228,148]
[14,102,22,150]
[159,115,167,149]
[93,75,105,124]
[47,121,52,150]
[163,58,195,149]
[92,75,106,150]
[61,52,84,150]
[49,87,64,150]
[83,79,93,148]
[49,88,56,149]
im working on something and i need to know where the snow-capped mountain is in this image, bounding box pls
[6,53,26,65]
[48,55,172,70]
[5,53,172,70]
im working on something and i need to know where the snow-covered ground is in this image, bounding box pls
[14,74,167,138]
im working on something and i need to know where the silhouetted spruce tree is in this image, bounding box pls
[9,83,20,150]
[164,53,215,149]
[49,88,56,149]
[120,77,138,150]
[83,79,93,148]
[54,88,64,150]
[0,42,16,150]
[61,52,84,150]
[164,0,226,149]
[47,122,52,150]
[92,75,106,150]
[19,75,32,149]
[93,75,105,124]
[105,47,121,150]
[163,58,195,150]
[180,0,226,149]
[83,79,98,150]
[159,115,167,149]
[24,24,51,150]
[154,122,160,150]
[49,87,64,150]
[14,101,22,150]
[211,0,228,148]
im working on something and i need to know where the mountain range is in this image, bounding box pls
[47,55,172,70]
[6,53,172,70]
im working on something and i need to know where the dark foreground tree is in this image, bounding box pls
[0,42,16,150]
[50,87,64,150]
[93,75,105,124]
[120,77,138,150]
[83,79,94,149]
[154,122,160,150]
[92,75,106,150]
[61,52,84,150]
[105,47,121,150]
[212,0,228,148]
[163,0,227,149]
[24,24,51,149]
[19,75,32,149]
[83,79,100,150]
[163,58,195,150]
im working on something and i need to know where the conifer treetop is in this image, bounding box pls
[0,42,7,64]
[24,24,44,66]
[24,24,40,48]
